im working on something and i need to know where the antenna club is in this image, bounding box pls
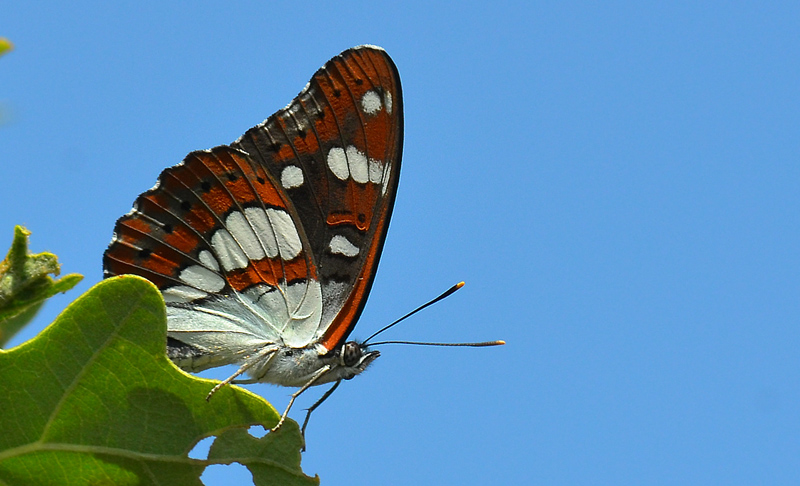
[473,340,505,347]
[456,281,465,289]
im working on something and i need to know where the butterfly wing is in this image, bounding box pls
[232,46,403,351]
[103,46,402,371]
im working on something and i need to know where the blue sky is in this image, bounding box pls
[3,2,800,484]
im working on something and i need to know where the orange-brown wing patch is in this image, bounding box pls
[226,256,317,292]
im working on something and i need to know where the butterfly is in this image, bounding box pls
[104,45,502,436]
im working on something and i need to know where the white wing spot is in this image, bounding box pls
[385,91,393,114]
[211,229,249,271]
[381,162,392,195]
[179,265,226,293]
[226,211,266,261]
[198,250,220,271]
[361,90,382,115]
[162,285,209,303]
[327,147,350,181]
[369,159,384,183]
[329,146,385,186]
[267,208,303,260]
[281,165,304,189]
[243,207,278,258]
[346,146,369,183]
[329,234,360,257]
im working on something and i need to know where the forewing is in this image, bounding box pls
[232,46,403,350]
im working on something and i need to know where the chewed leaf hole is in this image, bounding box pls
[248,425,269,438]
[201,462,254,485]
[189,435,215,460]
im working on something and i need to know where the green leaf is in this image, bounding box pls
[209,423,312,485]
[0,38,11,57]
[0,226,83,347]
[0,275,318,485]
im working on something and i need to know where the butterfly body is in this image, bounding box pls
[104,46,401,402]
[166,333,379,388]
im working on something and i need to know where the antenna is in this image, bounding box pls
[362,281,505,348]
[366,339,505,347]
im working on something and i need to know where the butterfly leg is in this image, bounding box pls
[272,365,332,433]
[300,379,342,451]
[206,347,277,400]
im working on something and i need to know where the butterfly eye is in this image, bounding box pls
[342,342,362,367]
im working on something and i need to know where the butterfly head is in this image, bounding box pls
[330,341,380,381]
